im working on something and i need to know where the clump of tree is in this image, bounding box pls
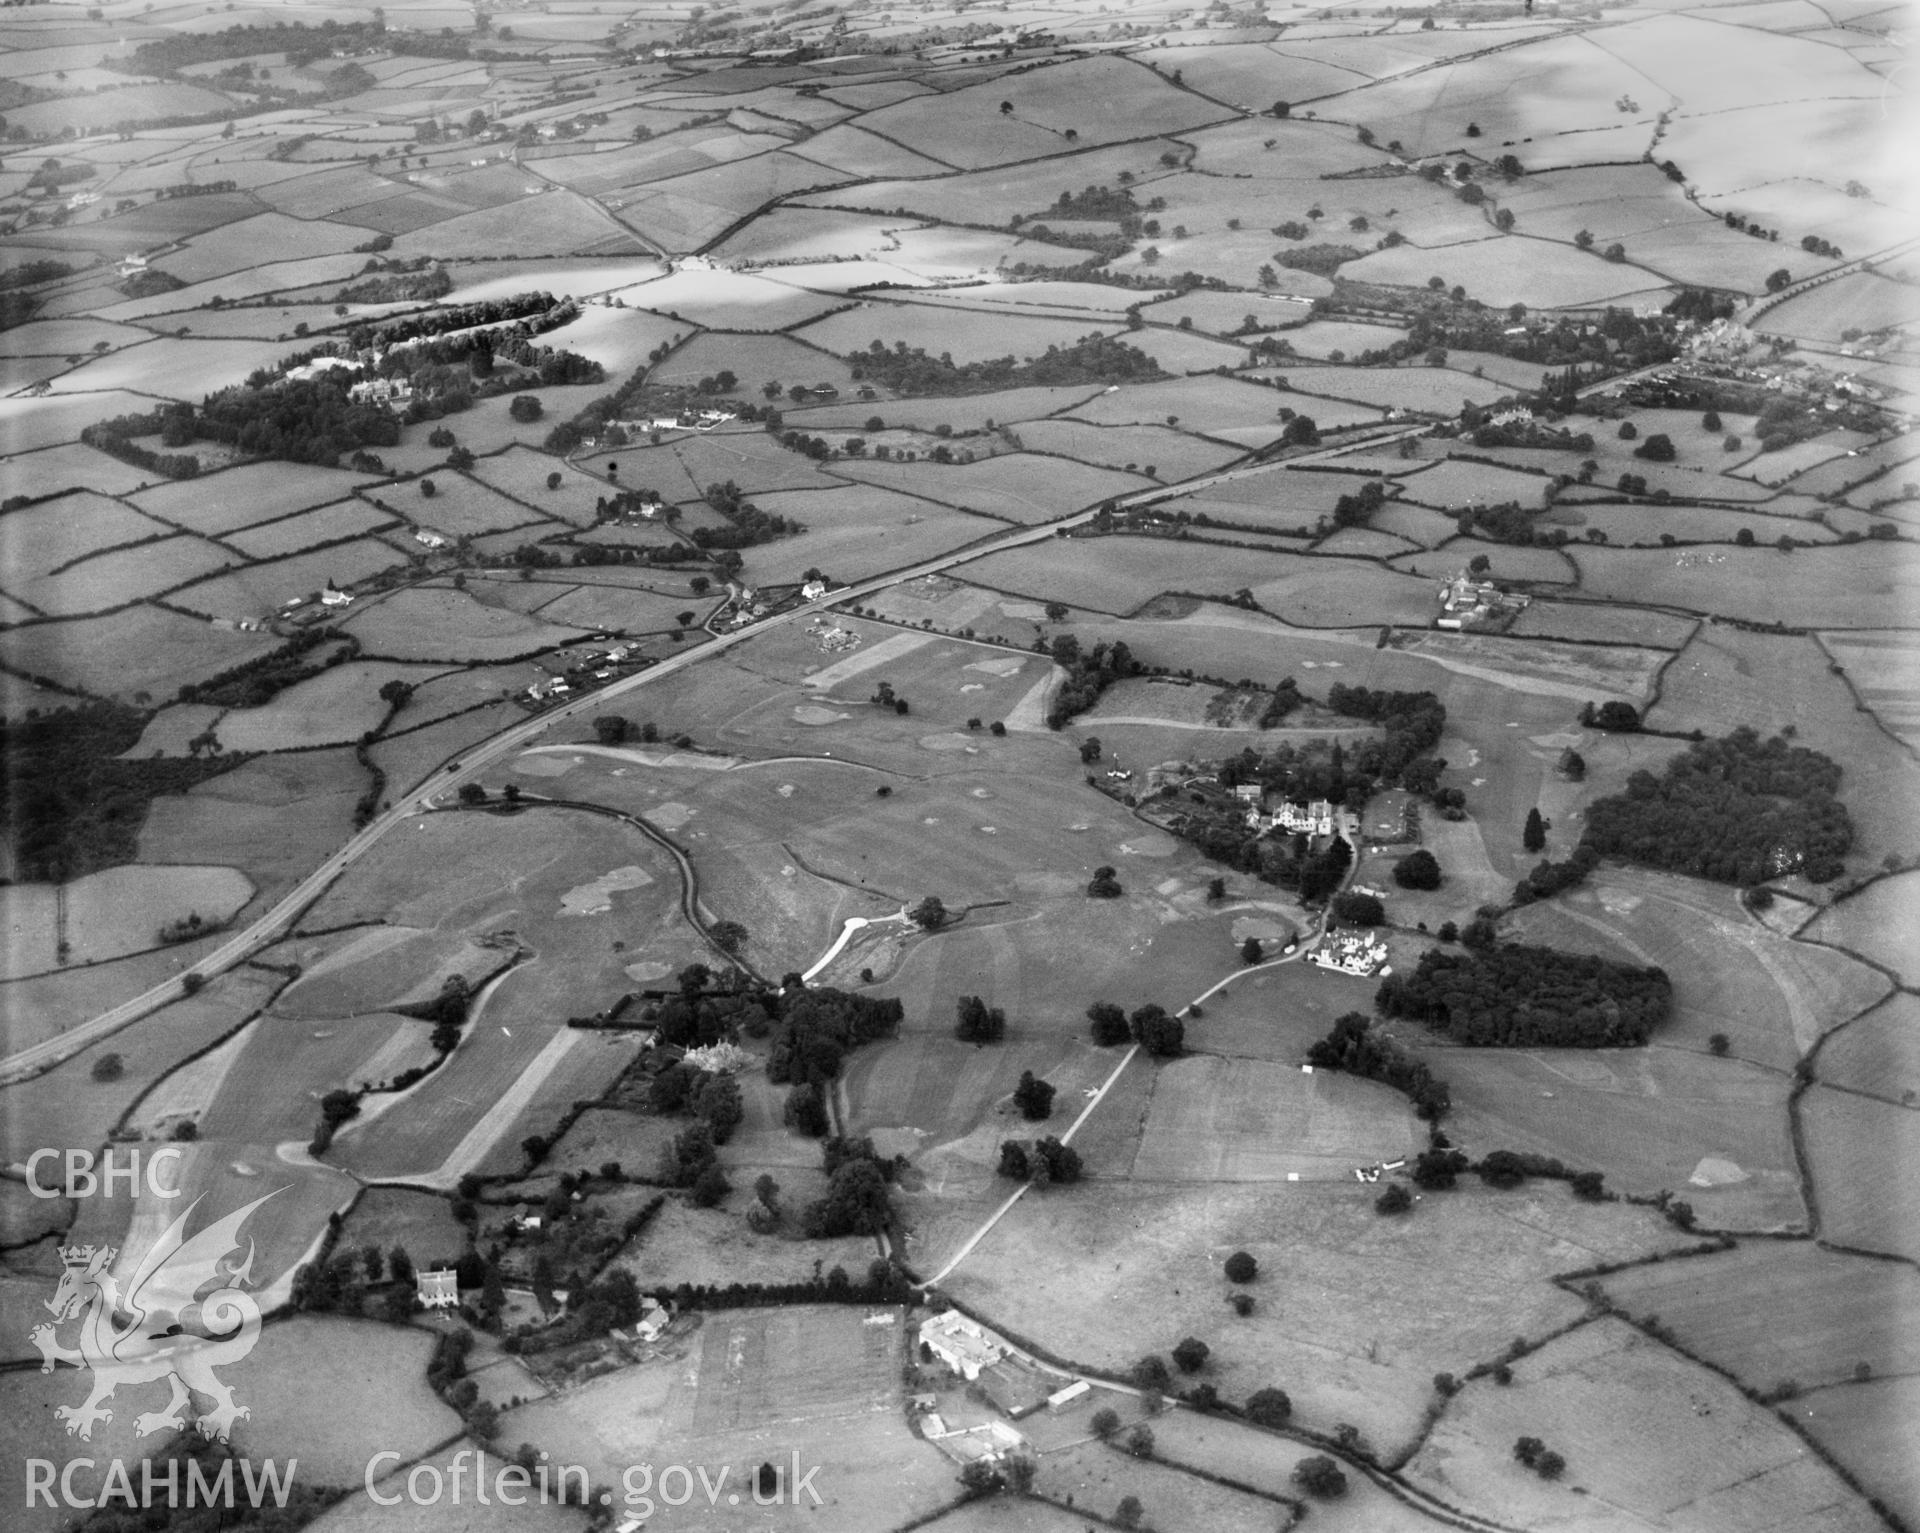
[1087,864,1124,898]
[1308,1011,1451,1118]
[1514,1437,1567,1479]
[801,1137,896,1237]
[1088,1001,1131,1045]
[955,994,1007,1044]
[1581,727,1852,884]
[1331,890,1384,926]
[1013,1070,1056,1120]
[1377,944,1673,1047]
[1046,633,1144,727]
[1128,1003,1184,1057]
[996,1135,1082,1184]
[1393,849,1442,889]
[765,983,905,1087]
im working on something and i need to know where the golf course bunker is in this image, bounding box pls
[964,654,1028,678]
[560,865,654,915]
[624,960,673,983]
[919,732,977,752]
[1689,1156,1750,1188]
[793,703,849,725]
[1117,830,1179,858]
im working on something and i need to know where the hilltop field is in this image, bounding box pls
[0,0,1915,1530]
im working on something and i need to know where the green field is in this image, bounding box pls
[1598,1240,1920,1394]
[1404,1319,1882,1532]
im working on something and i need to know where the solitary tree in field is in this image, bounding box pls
[1293,1455,1348,1497]
[1246,1387,1292,1427]
[909,895,948,930]
[1224,1251,1258,1283]
[1574,229,1594,250]
[1013,1070,1056,1120]
[91,1053,124,1082]
[1394,850,1442,890]
[1173,1337,1210,1373]
[1523,807,1547,853]
[1088,1001,1130,1046]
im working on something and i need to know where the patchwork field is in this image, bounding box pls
[0,8,1909,1527]
[1404,1319,1882,1532]
[1598,1240,1920,1395]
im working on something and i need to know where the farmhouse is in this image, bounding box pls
[921,1310,1001,1380]
[1436,569,1529,630]
[416,1269,459,1310]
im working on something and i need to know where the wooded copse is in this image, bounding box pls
[1376,944,1673,1047]
[1580,727,1852,885]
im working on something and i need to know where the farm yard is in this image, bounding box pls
[0,1,1911,1528]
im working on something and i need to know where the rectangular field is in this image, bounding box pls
[222,498,397,561]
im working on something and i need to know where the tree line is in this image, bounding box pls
[847,334,1164,397]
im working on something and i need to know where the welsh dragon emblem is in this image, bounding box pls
[32,1190,282,1442]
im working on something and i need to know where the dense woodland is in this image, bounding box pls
[0,703,240,882]
[847,334,1163,396]
[1581,727,1852,884]
[1376,944,1673,1047]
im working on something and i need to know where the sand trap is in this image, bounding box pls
[793,704,848,725]
[919,732,975,752]
[964,654,1027,678]
[978,826,997,835]
[1231,914,1294,943]
[560,864,655,915]
[775,784,795,798]
[645,802,694,830]
[1689,1156,1749,1187]
[1597,887,1644,915]
[1118,832,1178,858]
[625,960,673,982]
[970,787,994,799]
[960,683,985,693]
